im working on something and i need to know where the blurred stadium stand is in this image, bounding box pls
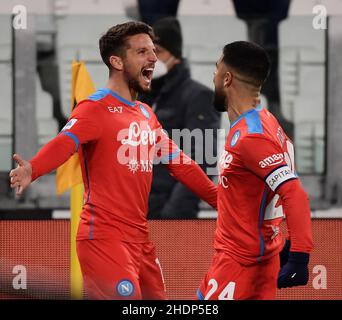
[0,0,341,302]
[0,0,341,212]
[279,16,325,174]
[178,14,247,159]
[0,14,12,172]
[55,14,128,118]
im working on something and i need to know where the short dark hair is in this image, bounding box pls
[222,41,270,87]
[99,21,154,69]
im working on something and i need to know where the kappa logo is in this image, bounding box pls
[116,279,134,297]
[107,105,123,113]
[259,153,284,168]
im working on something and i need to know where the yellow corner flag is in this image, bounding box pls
[56,61,96,299]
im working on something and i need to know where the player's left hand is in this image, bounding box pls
[277,252,310,289]
[9,154,32,196]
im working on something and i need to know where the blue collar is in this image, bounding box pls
[101,88,136,107]
[230,105,262,128]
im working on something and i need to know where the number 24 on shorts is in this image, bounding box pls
[204,279,236,300]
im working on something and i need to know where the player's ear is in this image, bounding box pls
[109,55,124,71]
[224,71,233,88]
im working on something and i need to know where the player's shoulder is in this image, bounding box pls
[228,106,278,148]
[137,100,154,113]
[87,88,112,103]
[73,89,110,111]
[136,100,157,121]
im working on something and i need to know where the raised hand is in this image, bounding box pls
[9,154,32,196]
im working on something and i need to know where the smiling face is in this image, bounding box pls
[121,33,157,93]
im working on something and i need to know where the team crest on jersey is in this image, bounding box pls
[230,130,240,148]
[139,104,150,119]
[116,279,134,297]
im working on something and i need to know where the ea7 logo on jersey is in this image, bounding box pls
[107,106,123,113]
[259,153,284,168]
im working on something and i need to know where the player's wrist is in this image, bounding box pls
[288,252,310,265]
[28,160,37,181]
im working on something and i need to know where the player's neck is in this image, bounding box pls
[106,77,137,103]
[227,96,261,124]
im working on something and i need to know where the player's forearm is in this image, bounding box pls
[166,153,217,210]
[29,133,78,181]
[277,180,313,253]
[161,183,200,217]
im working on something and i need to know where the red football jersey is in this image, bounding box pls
[215,106,312,265]
[61,88,187,242]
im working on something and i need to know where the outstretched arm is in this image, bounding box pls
[9,132,79,196]
[9,99,103,196]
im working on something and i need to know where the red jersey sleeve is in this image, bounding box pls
[30,100,103,180]
[239,135,313,253]
[239,136,297,191]
[60,100,103,145]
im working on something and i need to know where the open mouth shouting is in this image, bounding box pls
[141,65,154,85]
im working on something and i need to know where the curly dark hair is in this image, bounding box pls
[99,21,154,69]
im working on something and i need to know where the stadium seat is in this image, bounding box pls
[178,0,236,16]
[55,14,129,117]
[177,14,247,162]
[36,75,59,148]
[54,0,126,16]
[289,0,342,15]
[279,16,325,174]
[0,15,12,171]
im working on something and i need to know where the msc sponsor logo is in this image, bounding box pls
[121,122,156,147]
[265,165,296,191]
[116,279,134,297]
[218,175,229,189]
[259,153,284,168]
[127,158,153,173]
